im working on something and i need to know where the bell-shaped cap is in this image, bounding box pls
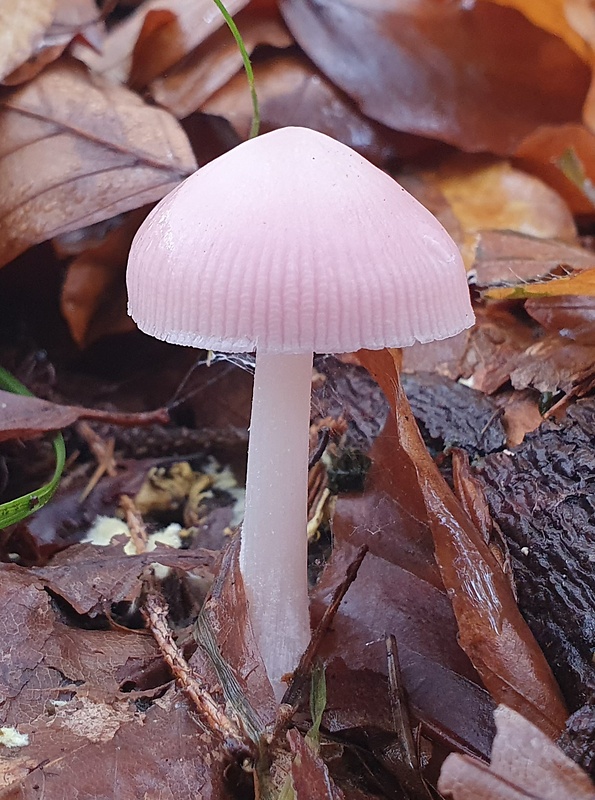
[127,127,474,354]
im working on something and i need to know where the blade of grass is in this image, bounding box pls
[0,367,65,529]
[212,0,260,138]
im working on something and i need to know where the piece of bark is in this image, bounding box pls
[475,398,595,707]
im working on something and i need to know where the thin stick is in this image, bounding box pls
[142,587,255,759]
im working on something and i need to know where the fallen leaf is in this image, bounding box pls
[361,348,568,739]
[0,565,233,799]
[516,124,595,214]
[486,266,595,300]
[0,0,56,83]
[485,0,594,60]
[60,208,149,347]
[288,728,345,799]
[0,57,196,268]
[525,294,595,344]
[76,0,249,86]
[439,705,595,799]
[470,230,595,288]
[279,0,590,154]
[427,156,576,267]
[0,389,168,443]
[151,6,293,119]
[2,0,100,85]
[203,51,427,165]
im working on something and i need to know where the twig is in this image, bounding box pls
[280,544,368,711]
[142,585,256,760]
[119,494,148,554]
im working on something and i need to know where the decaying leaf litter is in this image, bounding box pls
[0,0,594,797]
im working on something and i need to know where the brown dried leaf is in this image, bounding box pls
[151,6,292,118]
[203,51,426,165]
[288,729,345,799]
[516,124,595,214]
[439,705,595,799]
[486,267,595,300]
[0,389,167,442]
[471,230,595,288]
[2,0,100,85]
[76,0,249,86]
[0,566,231,799]
[426,156,576,267]
[0,58,196,268]
[361,349,568,739]
[279,0,590,154]
[60,208,149,347]
[0,0,56,82]
[525,295,595,344]
[485,0,594,60]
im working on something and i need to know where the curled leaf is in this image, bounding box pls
[360,348,568,739]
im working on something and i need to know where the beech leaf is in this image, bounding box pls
[485,267,595,300]
[360,349,568,739]
[0,389,168,442]
[77,0,250,86]
[279,0,590,154]
[0,58,196,268]
[0,0,56,82]
[439,705,595,800]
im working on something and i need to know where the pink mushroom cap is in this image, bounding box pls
[127,127,474,353]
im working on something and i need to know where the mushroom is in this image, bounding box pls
[126,126,474,698]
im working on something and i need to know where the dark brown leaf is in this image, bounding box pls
[279,0,590,154]
[361,349,568,739]
[0,390,168,442]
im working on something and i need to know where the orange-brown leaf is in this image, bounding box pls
[150,6,292,118]
[76,0,249,86]
[486,267,595,300]
[60,209,148,347]
[0,58,196,268]
[360,348,568,739]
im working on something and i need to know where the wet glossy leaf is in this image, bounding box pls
[279,0,590,154]
[0,58,196,268]
[361,349,568,739]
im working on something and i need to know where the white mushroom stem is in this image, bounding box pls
[240,350,313,700]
